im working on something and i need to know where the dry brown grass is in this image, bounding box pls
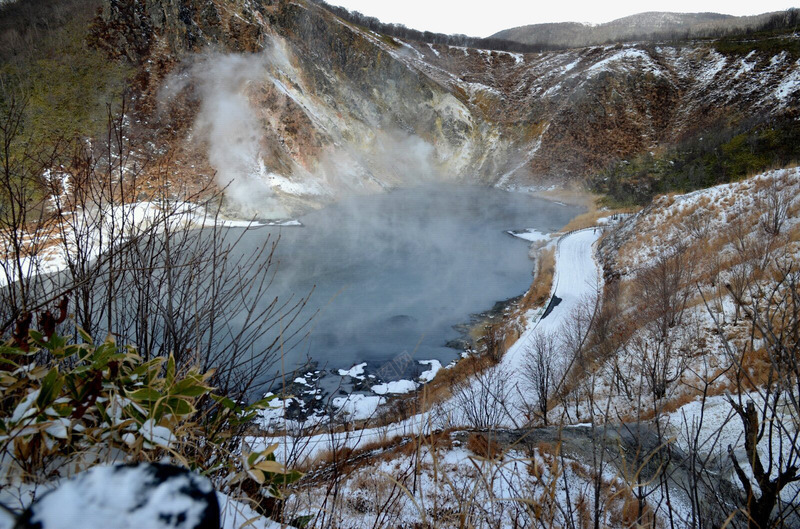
[391,429,455,459]
[575,492,593,529]
[611,489,656,529]
[537,186,638,235]
[658,389,705,417]
[788,223,800,243]
[418,353,496,405]
[465,433,503,460]
[522,246,556,310]
[735,347,772,388]
[300,427,459,479]
[536,186,600,210]
[560,208,628,234]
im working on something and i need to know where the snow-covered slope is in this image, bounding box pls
[268,168,800,528]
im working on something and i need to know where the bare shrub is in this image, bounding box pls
[637,241,694,340]
[684,207,713,241]
[696,261,800,529]
[451,366,513,429]
[758,175,791,237]
[0,97,312,403]
[725,266,800,529]
[630,242,696,401]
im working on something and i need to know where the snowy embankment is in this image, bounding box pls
[250,228,602,463]
[0,200,300,287]
[443,228,601,427]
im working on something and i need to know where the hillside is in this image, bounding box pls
[490,10,786,48]
[250,167,800,529]
[1,1,797,216]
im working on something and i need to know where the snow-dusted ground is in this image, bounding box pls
[277,168,800,527]
[606,167,800,274]
[371,379,417,395]
[506,228,550,242]
[501,229,600,374]
[10,167,798,527]
[584,167,800,510]
[218,493,282,529]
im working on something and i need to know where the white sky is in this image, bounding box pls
[325,1,799,37]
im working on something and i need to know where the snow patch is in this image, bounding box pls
[332,394,386,421]
[338,362,367,380]
[507,229,550,242]
[587,48,662,77]
[418,360,442,383]
[218,493,283,529]
[371,379,418,395]
[697,50,727,83]
[139,419,175,449]
[774,60,800,103]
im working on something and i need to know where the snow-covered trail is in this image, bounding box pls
[499,228,601,374]
[249,228,603,463]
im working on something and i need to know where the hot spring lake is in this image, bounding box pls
[236,185,583,391]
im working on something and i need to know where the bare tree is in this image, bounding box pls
[0,95,64,324]
[696,260,800,529]
[451,365,513,430]
[723,265,800,529]
[631,242,695,401]
[637,241,694,341]
[524,331,559,426]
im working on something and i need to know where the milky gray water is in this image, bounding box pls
[240,185,582,389]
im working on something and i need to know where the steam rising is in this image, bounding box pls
[161,51,286,218]
[161,38,449,216]
[234,186,583,382]
[310,129,439,194]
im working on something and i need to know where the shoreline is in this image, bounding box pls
[260,190,592,432]
[250,227,605,466]
[513,183,600,210]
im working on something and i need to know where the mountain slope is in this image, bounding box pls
[490,10,785,48]
[6,0,800,215]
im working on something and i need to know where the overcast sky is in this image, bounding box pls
[325,1,798,37]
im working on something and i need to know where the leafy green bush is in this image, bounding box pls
[0,329,300,501]
[1,330,207,468]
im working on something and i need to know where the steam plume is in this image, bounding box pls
[162,51,285,218]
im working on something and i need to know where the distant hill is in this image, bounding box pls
[491,10,791,48]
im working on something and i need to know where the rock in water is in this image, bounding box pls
[16,463,219,529]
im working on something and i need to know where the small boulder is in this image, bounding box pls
[16,463,219,529]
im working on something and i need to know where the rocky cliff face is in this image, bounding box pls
[93,0,800,214]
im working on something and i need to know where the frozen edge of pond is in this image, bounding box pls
[250,228,602,463]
